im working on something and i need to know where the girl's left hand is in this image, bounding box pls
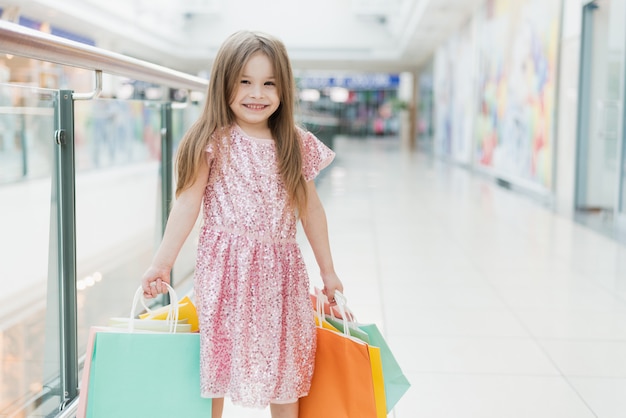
[140,266,171,299]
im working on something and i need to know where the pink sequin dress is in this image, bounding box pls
[194,124,335,408]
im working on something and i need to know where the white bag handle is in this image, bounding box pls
[129,284,180,333]
[331,291,351,336]
[315,288,352,337]
[139,294,186,318]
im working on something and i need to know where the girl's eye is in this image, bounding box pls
[240,79,250,84]
[265,81,276,86]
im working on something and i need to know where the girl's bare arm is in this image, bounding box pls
[141,158,209,297]
[302,180,343,302]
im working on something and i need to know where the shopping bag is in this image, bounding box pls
[139,295,199,332]
[299,326,378,418]
[310,289,342,332]
[79,285,212,417]
[324,314,371,343]
[323,291,411,413]
[299,290,384,418]
[358,323,411,412]
[106,285,193,333]
[314,313,340,331]
[309,288,354,320]
[107,317,192,332]
[368,344,387,418]
[76,326,116,418]
[85,331,211,417]
[331,291,386,417]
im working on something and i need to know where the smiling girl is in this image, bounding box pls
[140,30,343,418]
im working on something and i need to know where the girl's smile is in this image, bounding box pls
[243,103,270,110]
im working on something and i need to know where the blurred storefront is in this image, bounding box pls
[297,72,411,148]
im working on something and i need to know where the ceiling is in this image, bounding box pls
[2,0,484,76]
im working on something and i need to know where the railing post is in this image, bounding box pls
[161,102,173,301]
[53,90,79,407]
[20,114,28,177]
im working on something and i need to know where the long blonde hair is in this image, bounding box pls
[175,30,308,218]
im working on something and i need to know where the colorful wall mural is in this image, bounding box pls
[433,0,561,192]
[433,17,476,165]
[475,0,561,190]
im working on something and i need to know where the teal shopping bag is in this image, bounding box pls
[85,330,212,417]
[358,323,410,413]
[324,314,371,343]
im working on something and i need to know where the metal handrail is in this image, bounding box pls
[56,397,79,418]
[0,20,209,92]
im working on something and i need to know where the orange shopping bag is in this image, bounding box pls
[299,291,383,418]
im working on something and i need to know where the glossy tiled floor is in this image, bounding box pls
[223,135,626,418]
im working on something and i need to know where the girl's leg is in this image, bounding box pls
[270,401,298,418]
[211,397,224,418]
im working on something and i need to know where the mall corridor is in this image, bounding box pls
[222,135,626,417]
[3,1,626,416]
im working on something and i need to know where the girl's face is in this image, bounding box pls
[229,51,280,136]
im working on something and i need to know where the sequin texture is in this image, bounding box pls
[194,125,335,408]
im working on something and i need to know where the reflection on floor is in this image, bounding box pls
[222,135,626,418]
[574,209,626,246]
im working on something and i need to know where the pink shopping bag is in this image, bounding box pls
[76,326,117,418]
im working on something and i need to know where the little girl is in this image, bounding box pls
[141,30,343,418]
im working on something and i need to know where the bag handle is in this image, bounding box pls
[315,288,351,337]
[314,286,356,322]
[139,294,187,318]
[329,291,357,324]
[331,291,351,335]
[129,284,180,333]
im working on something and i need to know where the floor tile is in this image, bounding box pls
[568,377,626,418]
[515,309,626,340]
[390,309,530,338]
[397,373,596,418]
[389,335,560,376]
[539,340,626,378]
[222,399,270,417]
[480,265,593,290]
[496,285,626,312]
[383,286,508,311]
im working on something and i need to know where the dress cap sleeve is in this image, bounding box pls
[300,128,335,181]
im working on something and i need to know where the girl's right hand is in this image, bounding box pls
[321,272,343,306]
[141,266,171,299]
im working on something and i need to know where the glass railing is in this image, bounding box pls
[0,83,59,416]
[0,19,207,417]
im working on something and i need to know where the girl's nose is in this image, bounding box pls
[249,85,263,98]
